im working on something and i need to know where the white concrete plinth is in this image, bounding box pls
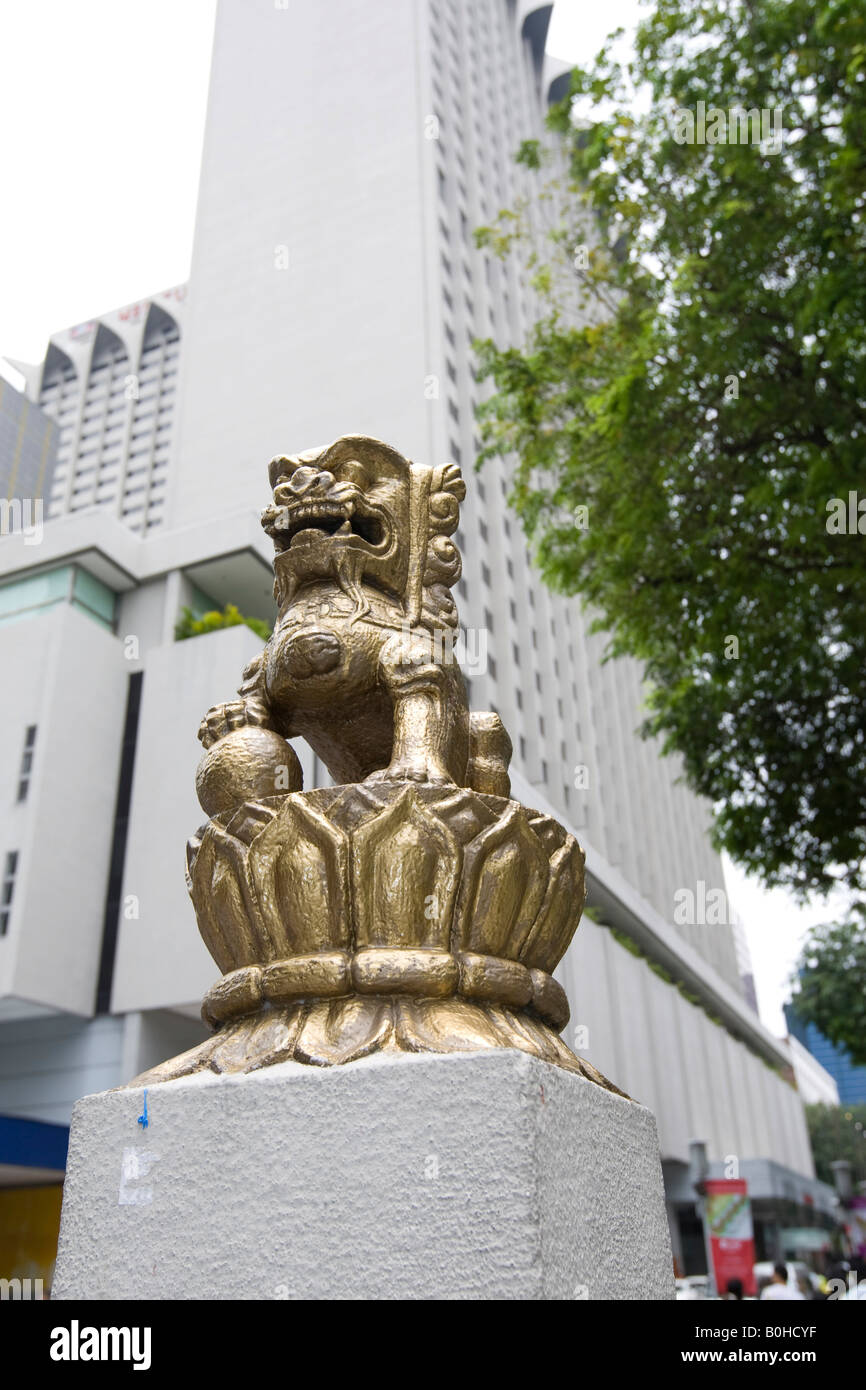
[54,1050,674,1300]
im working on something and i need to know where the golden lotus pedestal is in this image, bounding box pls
[134,782,622,1094]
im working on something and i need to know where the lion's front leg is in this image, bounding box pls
[366,630,468,786]
[196,649,278,749]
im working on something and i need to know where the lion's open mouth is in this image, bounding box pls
[273,501,388,553]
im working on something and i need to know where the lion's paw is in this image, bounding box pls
[365,759,455,787]
[198,701,267,749]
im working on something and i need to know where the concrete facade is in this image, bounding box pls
[0,603,128,1015]
[54,1051,674,1301]
[783,1035,840,1108]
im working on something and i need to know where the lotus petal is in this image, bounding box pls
[394,997,511,1054]
[247,794,351,957]
[293,997,394,1065]
[520,835,586,971]
[190,826,269,970]
[350,786,461,949]
[454,802,550,957]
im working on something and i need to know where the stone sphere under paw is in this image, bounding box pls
[196,726,302,817]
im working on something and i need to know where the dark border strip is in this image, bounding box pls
[95,671,143,1015]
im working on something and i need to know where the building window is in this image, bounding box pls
[16,725,37,802]
[0,851,18,936]
[0,568,70,625]
[0,565,115,632]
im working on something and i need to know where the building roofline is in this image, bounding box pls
[0,508,273,593]
[518,2,554,68]
[543,54,573,106]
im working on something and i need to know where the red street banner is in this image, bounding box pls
[705,1178,757,1296]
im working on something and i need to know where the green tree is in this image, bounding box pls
[474,0,866,904]
[804,1102,866,1188]
[791,911,866,1066]
[174,603,271,643]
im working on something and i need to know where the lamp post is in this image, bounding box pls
[830,1159,854,1265]
[690,1138,716,1297]
[831,1159,853,1205]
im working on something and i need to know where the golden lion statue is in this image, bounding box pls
[129,435,622,1091]
[197,435,511,800]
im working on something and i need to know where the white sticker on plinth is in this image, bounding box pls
[118,1146,161,1206]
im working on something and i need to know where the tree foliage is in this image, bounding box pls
[474,0,866,901]
[804,1102,866,1187]
[792,911,866,1065]
[174,603,271,643]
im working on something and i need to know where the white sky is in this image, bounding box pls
[0,0,835,1038]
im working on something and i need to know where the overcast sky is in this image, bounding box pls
[0,0,840,1039]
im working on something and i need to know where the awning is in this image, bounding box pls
[0,1114,69,1186]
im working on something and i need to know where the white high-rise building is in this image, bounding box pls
[167,0,739,985]
[12,288,186,535]
[0,0,835,1284]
